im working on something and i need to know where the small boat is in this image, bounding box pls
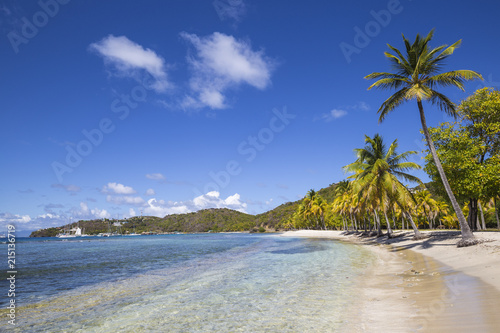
[57,233,77,238]
[57,227,77,238]
[57,225,89,238]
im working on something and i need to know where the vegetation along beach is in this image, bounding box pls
[1,0,499,332]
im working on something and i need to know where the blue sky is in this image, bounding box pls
[1,0,499,234]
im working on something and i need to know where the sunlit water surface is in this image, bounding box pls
[0,234,374,332]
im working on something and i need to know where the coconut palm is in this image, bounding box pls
[332,180,352,231]
[435,200,450,228]
[310,196,328,230]
[333,191,351,231]
[415,189,438,228]
[344,134,424,238]
[302,190,317,228]
[365,29,482,246]
[442,214,458,229]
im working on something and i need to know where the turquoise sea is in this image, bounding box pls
[1,234,374,332]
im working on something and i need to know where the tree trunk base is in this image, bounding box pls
[411,233,430,241]
[457,237,481,248]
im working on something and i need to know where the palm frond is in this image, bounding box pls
[364,72,408,80]
[428,89,458,117]
[367,77,409,90]
[388,150,418,166]
[386,45,412,75]
[434,40,462,61]
[378,88,409,123]
[426,70,483,89]
[393,161,422,172]
[393,170,423,184]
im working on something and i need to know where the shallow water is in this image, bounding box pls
[0,234,374,332]
[399,250,500,333]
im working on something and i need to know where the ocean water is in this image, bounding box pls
[0,234,374,332]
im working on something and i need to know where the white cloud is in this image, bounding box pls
[0,212,31,224]
[144,191,247,217]
[90,35,171,93]
[77,202,110,220]
[317,102,370,122]
[146,173,166,181]
[102,182,136,195]
[145,198,191,217]
[1,202,114,232]
[106,195,145,206]
[145,188,156,196]
[181,32,274,109]
[0,211,71,233]
[321,109,347,122]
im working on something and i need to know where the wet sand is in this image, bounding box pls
[281,230,500,332]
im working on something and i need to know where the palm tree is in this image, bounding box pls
[442,214,458,229]
[333,191,351,231]
[415,189,437,228]
[303,189,318,229]
[332,180,352,231]
[311,196,328,230]
[435,200,450,228]
[365,29,483,246]
[344,134,424,238]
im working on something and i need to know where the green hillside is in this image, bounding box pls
[30,184,338,237]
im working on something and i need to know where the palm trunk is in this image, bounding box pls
[395,201,423,238]
[374,210,382,237]
[479,201,486,230]
[392,209,397,230]
[405,211,426,239]
[495,197,500,230]
[418,100,475,245]
[384,210,393,237]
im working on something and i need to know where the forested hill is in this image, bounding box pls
[30,184,338,237]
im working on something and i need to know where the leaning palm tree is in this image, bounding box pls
[365,29,483,246]
[344,134,424,239]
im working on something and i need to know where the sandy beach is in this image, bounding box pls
[281,230,500,332]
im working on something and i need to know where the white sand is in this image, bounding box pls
[281,230,500,332]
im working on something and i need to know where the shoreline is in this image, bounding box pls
[281,230,500,332]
